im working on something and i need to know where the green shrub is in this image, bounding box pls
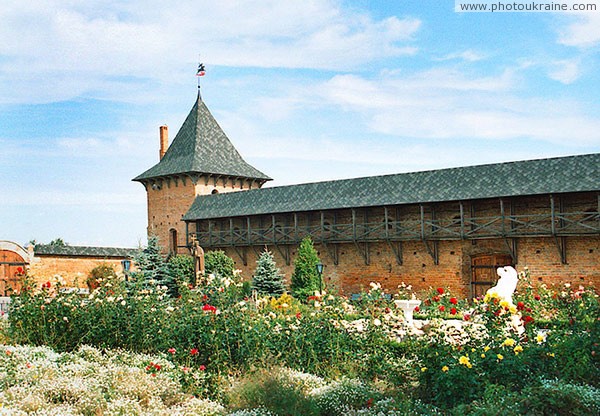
[86,263,118,290]
[168,254,195,286]
[520,379,600,415]
[226,367,319,416]
[290,237,321,301]
[204,250,236,280]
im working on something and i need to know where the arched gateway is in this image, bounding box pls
[0,241,31,296]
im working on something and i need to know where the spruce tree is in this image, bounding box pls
[252,250,286,296]
[130,236,176,296]
[291,237,322,300]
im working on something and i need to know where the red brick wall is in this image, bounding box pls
[217,235,599,300]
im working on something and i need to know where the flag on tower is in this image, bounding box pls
[196,63,206,77]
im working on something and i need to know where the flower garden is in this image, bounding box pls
[1,238,599,415]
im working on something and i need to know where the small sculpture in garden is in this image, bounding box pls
[191,238,205,286]
[486,265,518,305]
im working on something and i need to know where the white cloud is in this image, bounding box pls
[435,49,486,62]
[0,0,420,104]
[547,58,581,84]
[313,70,600,145]
[558,12,600,47]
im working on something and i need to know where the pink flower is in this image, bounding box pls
[199,365,206,371]
[168,348,176,355]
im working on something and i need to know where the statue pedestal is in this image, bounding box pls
[394,299,422,326]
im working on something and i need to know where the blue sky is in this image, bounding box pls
[1,0,599,248]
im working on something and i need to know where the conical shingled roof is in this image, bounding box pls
[133,93,271,182]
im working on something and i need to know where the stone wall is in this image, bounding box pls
[216,234,600,299]
[28,255,130,288]
[146,176,259,254]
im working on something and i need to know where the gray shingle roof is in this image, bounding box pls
[183,153,600,221]
[133,94,271,182]
[34,245,138,258]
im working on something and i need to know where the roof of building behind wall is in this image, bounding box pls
[133,93,272,183]
[34,245,138,258]
[183,153,600,221]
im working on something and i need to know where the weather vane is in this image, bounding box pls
[196,60,206,93]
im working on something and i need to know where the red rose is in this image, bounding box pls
[437,287,444,295]
[296,312,302,319]
[432,296,440,302]
[414,306,420,312]
[463,313,471,321]
[202,304,217,313]
[450,297,458,305]
[534,294,541,301]
[450,307,457,315]
[190,348,199,356]
[168,348,176,355]
[522,315,534,325]
[439,305,445,312]
[199,364,206,371]
[517,301,525,311]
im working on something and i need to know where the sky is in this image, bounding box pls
[1,0,599,248]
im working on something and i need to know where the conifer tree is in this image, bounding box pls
[252,250,286,296]
[130,236,176,296]
[291,237,322,300]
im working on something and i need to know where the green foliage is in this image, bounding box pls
[86,263,118,290]
[130,236,177,296]
[49,238,67,247]
[204,250,236,280]
[168,254,195,285]
[252,250,286,296]
[5,266,599,413]
[291,237,322,301]
[226,368,319,416]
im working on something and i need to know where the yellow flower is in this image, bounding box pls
[499,300,510,309]
[483,346,491,352]
[497,354,504,361]
[508,305,517,314]
[471,348,476,353]
[421,367,428,372]
[547,352,555,358]
[442,365,449,372]
[514,345,523,355]
[458,355,473,368]
[481,353,486,358]
[502,338,516,347]
[536,333,546,344]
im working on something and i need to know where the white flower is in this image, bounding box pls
[373,318,382,327]
[120,300,126,306]
[63,317,69,322]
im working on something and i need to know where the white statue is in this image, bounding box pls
[486,265,518,305]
